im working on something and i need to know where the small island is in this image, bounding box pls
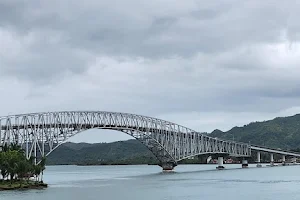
[0,144,47,191]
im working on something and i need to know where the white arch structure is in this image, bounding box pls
[0,111,251,170]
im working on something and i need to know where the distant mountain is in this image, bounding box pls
[47,114,300,165]
[47,140,157,165]
[63,142,93,151]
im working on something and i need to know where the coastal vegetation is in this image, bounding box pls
[0,144,47,191]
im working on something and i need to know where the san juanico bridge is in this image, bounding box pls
[1,111,300,171]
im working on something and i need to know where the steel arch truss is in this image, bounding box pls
[0,111,251,166]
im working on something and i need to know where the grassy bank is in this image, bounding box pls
[0,180,47,191]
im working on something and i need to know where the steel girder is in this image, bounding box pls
[0,111,251,165]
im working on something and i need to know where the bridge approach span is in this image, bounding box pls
[251,146,300,157]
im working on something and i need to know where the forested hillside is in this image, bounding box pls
[47,140,157,165]
[210,114,300,150]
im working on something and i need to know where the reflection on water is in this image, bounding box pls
[2,164,300,200]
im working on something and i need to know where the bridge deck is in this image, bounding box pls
[251,146,300,157]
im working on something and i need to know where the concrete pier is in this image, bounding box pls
[282,155,286,165]
[242,159,248,168]
[270,153,274,166]
[256,152,262,167]
[160,162,176,171]
[216,157,225,170]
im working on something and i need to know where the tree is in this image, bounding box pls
[0,143,46,183]
[17,157,31,180]
[2,144,10,152]
[0,152,8,180]
[33,165,42,182]
[7,150,20,182]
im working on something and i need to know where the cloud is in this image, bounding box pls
[0,28,93,84]
[1,0,300,142]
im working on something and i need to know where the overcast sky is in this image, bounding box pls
[1,0,300,143]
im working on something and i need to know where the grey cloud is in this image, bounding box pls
[66,1,298,57]
[190,9,221,20]
[0,28,93,83]
[0,0,26,26]
[2,0,299,59]
[1,0,300,141]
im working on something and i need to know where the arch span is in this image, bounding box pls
[0,111,251,169]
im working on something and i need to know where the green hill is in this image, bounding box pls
[46,140,157,165]
[210,114,300,150]
[46,114,300,165]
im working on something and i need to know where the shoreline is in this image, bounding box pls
[0,181,48,191]
[74,162,292,166]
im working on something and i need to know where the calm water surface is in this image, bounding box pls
[2,164,300,200]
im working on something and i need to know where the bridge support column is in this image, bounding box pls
[216,157,225,170]
[242,159,248,168]
[270,153,274,166]
[256,152,262,167]
[282,155,286,166]
[160,162,176,171]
